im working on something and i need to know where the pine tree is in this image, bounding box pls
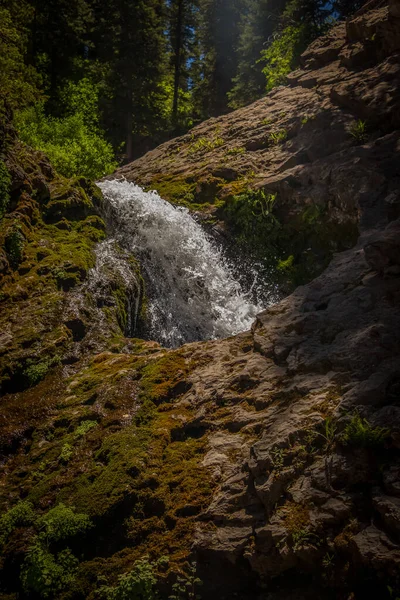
[193,0,244,119]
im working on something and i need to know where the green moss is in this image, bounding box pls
[139,353,189,404]
[148,175,196,207]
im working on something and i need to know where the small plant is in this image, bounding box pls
[350,119,367,144]
[74,420,98,438]
[24,361,50,386]
[59,443,73,463]
[5,225,24,268]
[0,501,36,546]
[300,114,315,125]
[227,146,246,156]
[0,159,11,218]
[169,561,202,600]
[23,355,60,387]
[270,447,285,471]
[19,504,92,597]
[269,129,288,145]
[262,117,272,126]
[37,503,93,544]
[101,557,157,600]
[187,134,224,155]
[292,527,313,550]
[342,413,389,448]
[21,543,79,599]
[277,254,294,274]
[322,551,335,569]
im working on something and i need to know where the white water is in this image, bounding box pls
[98,179,275,347]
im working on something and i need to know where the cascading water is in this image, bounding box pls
[97,179,277,347]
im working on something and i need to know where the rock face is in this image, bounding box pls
[1,3,400,600]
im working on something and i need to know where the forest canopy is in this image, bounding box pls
[0,0,363,177]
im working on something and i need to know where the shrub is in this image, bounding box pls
[0,501,36,546]
[169,561,203,600]
[259,25,308,92]
[4,225,24,268]
[342,414,389,448]
[15,103,117,180]
[101,558,157,600]
[21,544,78,599]
[225,189,281,251]
[0,160,11,218]
[37,503,93,544]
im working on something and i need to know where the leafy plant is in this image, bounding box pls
[270,447,285,471]
[74,420,98,438]
[37,504,92,544]
[187,135,224,155]
[350,120,367,144]
[341,414,389,448]
[322,551,335,569]
[21,543,78,599]
[4,224,24,268]
[15,80,117,180]
[169,561,202,600]
[259,25,308,92]
[0,160,11,218]
[227,146,246,156]
[101,557,157,600]
[277,254,294,274]
[59,443,73,464]
[0,501,36,546]
[269,129,288,145]
[292,527,313,550]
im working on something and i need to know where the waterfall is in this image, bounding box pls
[97,179,276,348]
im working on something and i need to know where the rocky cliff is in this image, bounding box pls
[1,2,400,599]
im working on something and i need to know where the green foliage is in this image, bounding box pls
[292,527,313,550]
[350,119,367,144]
[4,225,25,268]
[21,543,78,599]
[15,100,117,180]
[259,25,308,92]
[0,6,40,122]
[227,146,246,155]
[225,189,281,251]
[269,129,288,145]
[169,561,203,600]
[74,420,98,438]
[23,361,50,387]
[101,557,157,600]
[277,254,295,273]
[37,503,93,544]
[342,414,389,448]
[0,501,36,546]
[0,160,11,218]
[188,134,224,154]
[59,443,73,464]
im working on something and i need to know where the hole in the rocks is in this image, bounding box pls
[171,422,207,442]
[65,318,87,342]
[95,180,281,348]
